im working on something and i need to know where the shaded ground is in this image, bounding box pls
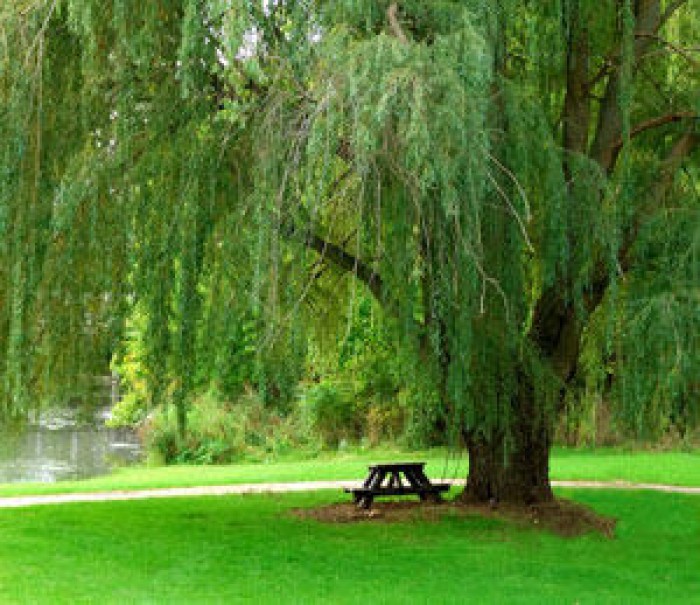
[292,497,617,538]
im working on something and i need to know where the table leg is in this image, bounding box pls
[355,467,384,509]
[359,494,373,509]
[402,467,423,501]
[412,468,431,487]
[370,468,386,490]
[404,467,424,488]
[363,468,378,488]
[409,467,442,502]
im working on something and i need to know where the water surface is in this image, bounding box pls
[0,410,141,483]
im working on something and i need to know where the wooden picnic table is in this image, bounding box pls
[345,462,450,509]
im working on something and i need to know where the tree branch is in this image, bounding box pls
[283,223,384,301]
[609,111,698,164]
[636,32,700,68]
[387,3,408,45]
[305,232,383,301]
[597,131,698,303]
[602,131,696,290]
[562,0,591,172]
[650,131,699,206]
[589,0,687,173]
[660,0,689,28]
[533,130,698,386]
[586,1,691,90]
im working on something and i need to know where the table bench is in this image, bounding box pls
[345,462,450,509]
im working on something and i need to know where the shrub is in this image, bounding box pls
[300,381,362,448]
[365,402,405,446]
[141,391,313,464]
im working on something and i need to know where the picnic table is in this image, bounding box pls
[345,462,450,509]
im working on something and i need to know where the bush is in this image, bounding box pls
[141,391,313,464]
[365,402,405,446]
[300,381,362,447]
[299,379,413,448]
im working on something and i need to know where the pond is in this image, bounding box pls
[0,408,142,484]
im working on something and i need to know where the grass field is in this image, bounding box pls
[1,449,698,603]
[0,488,698,604]
[0,447,698,498]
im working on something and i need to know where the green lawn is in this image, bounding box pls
[0,447,698,498]
[551,448,700,486]
[0,489,698,603]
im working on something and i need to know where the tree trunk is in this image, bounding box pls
[461,434,553,505]
[460,287,581,506]
[459,371,554,505]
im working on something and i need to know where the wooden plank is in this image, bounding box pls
[368,462,425,472]
[344,485,450,497]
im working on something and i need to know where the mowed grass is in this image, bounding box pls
[0,447,699,498]
[0,489,698,604]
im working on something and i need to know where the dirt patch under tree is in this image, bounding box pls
[292,497,616,538]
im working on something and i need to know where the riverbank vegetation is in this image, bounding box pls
[0,490,698,603]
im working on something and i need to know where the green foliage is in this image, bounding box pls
[142,391,312,464]
[0,1,698,479]
[300,381,360,448]
[302,293,445,448]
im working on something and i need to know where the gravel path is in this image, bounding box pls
[0,479,698,508]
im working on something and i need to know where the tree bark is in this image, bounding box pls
[460,370,554,504]
[563,0,591,176]
[590,0,664,173]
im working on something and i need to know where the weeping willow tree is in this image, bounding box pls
[1,0,698,503]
